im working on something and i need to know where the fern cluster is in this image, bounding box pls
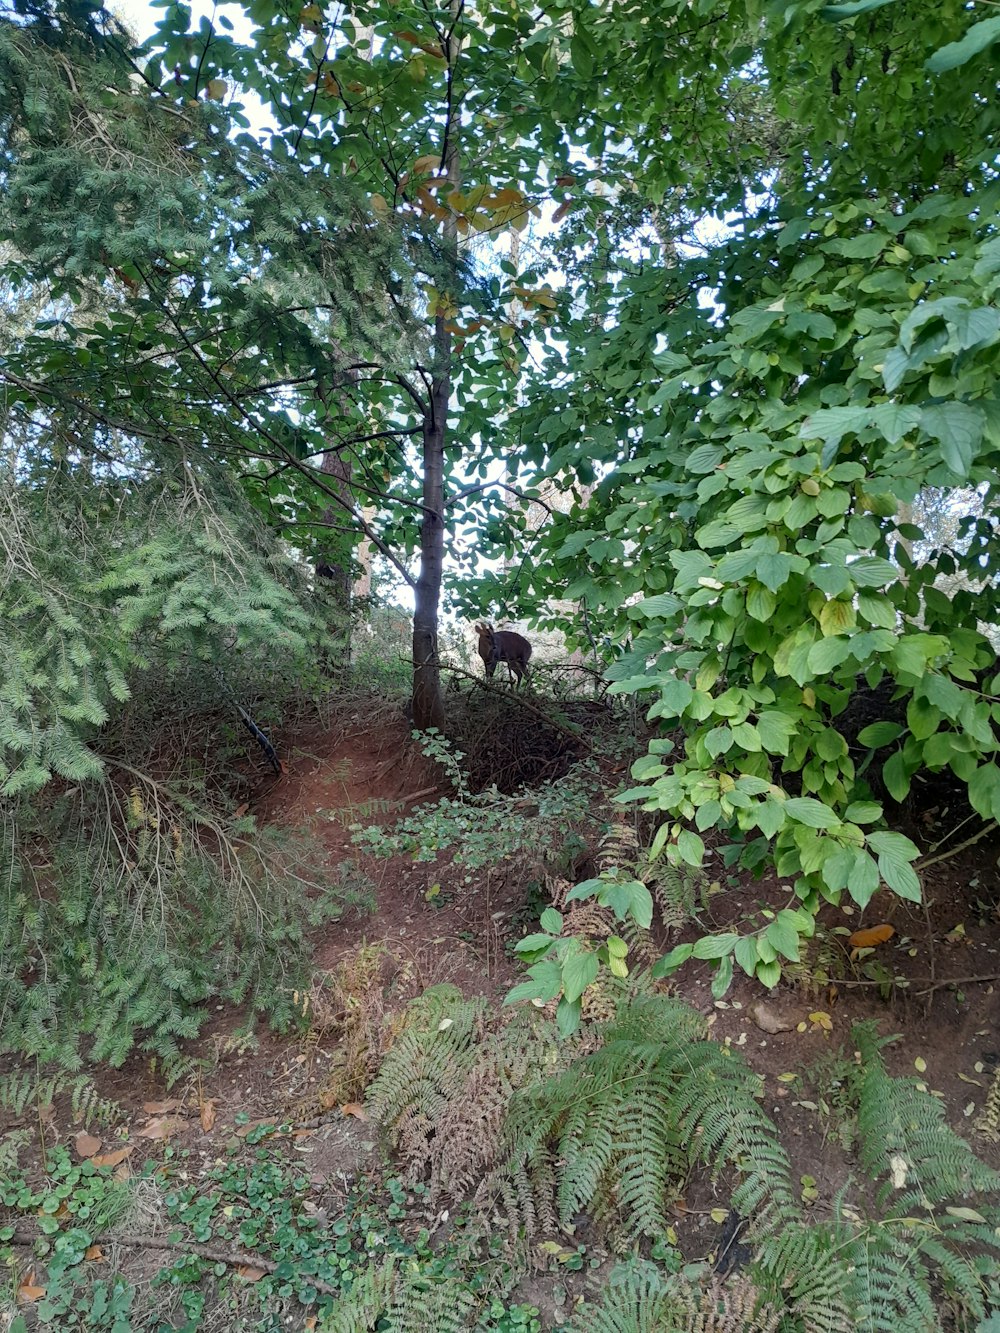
[493,995,796,1249]
[370,989,1000,1331]
[318,1258,478,1333]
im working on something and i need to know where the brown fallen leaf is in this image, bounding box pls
[237,1265,266,1282]
[748,1000,797,1034]
[233,803,249,818]
[84,1245,105,1262]
[91,1145,135,1168]
[142,1098,181,1115]
[138,1115,186,1140]
[341,1102,369,1121]
[848,924,894,949]
[17,1272,46,1302]
[74,1131,102,1159]
[200,1098,217,1133]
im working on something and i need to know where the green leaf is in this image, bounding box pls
[734,935,759,977]
[857,721,903,747]
[561,949,600,1004]
[849,556,897,588]
[757,711,796,754]
[514,933,558,954]
[651,942,694,977]
[755,960,781,988]
[844,801,882,824]
[847,851,880,909]
[658,677,695,715]
[920,403,985,480]
[746,584,776,621]
[875,850,921,903]
[968,763,1000,821]
[765,914,801,962]
[599,878,655,929]
[821,0,897,16]
[691,932,739,960]
[711,953,734,999]
[819,600,855,636]
[808,636,853,673]
[556,996,582,1039]
[505,960,563,1005]
[927,14,1000,72]
[539,908,563,935]
[635,592,684,618]
[783,797,840,828]
[676,829,705,867]
[882,751,911,802]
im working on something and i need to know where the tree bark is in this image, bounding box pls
[410,0,461,731]
[412,393,447,730]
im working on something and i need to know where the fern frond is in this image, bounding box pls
[319,1258,478,1333]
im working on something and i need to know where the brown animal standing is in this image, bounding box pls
[474,622,532,685]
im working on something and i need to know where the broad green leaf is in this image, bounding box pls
[734,934,759,977]
[651,942,694,977]
[921,402,985,480]
[539,908,563,935]
[783,797,840,828]
[849,556,898,588]
[847,851,880,909]
[757,711,797,754]
[636,592,684,618]
[843,801,882,824]
[927,14,1000,72]
[691,932,739,960]
[556,996,582,1039]
[561,949,600,1004]
[711,953,734,999]
[599,878,655,929]
[765,915,800,962]
[755,960,781,988]
[819,600,855,636]
[968,763,1000,820]
[857,721,903,747]
[677,829,706,867]
[882,751,911,802]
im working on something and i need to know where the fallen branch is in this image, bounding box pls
[3,1226,341,1298]
[439,662,592,749]
[832,972,1000,994]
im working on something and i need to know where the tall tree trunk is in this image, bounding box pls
[410,0,460,731]
[412,394,447,729]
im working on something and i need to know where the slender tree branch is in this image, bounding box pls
[445,479,554,512]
